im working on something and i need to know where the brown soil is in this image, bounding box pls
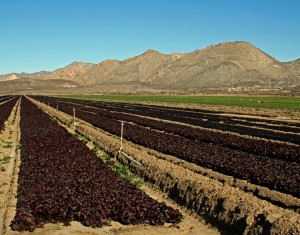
[0,99,21,234]
[28,98,300,234]
[0,97,14,106]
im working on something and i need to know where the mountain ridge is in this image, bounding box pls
[1,41,299,94]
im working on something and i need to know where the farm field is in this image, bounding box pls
[34,96,300,196]
[1,95,300,234]
[56,94,300,111]
[0,96,218,235]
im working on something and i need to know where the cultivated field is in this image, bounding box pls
[57,94,300,111]
[0,95,300,234]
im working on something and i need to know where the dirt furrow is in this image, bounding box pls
[0,98,21,235]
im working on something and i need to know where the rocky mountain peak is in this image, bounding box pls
[0,41,299,94]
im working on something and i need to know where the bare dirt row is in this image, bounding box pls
[0,99,20,235]
[30,97,300,234]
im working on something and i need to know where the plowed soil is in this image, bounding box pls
[0,100,20,234]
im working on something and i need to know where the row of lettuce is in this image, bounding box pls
[0,96,18,133]
[10,97,182,232]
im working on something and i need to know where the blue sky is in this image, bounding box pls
[0,0,299,74]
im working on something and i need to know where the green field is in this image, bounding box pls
[56,94,300,110]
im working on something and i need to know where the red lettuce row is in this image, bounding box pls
[11,97,182,232]
[0,97,18,133]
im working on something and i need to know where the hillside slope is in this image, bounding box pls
[0,41,299,94]
[79,41,298,92]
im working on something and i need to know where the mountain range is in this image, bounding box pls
[1,41,299,94]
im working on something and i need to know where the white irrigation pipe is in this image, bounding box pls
[118,121,142,166]
[73,108,76,126]
[120,151,142,166]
